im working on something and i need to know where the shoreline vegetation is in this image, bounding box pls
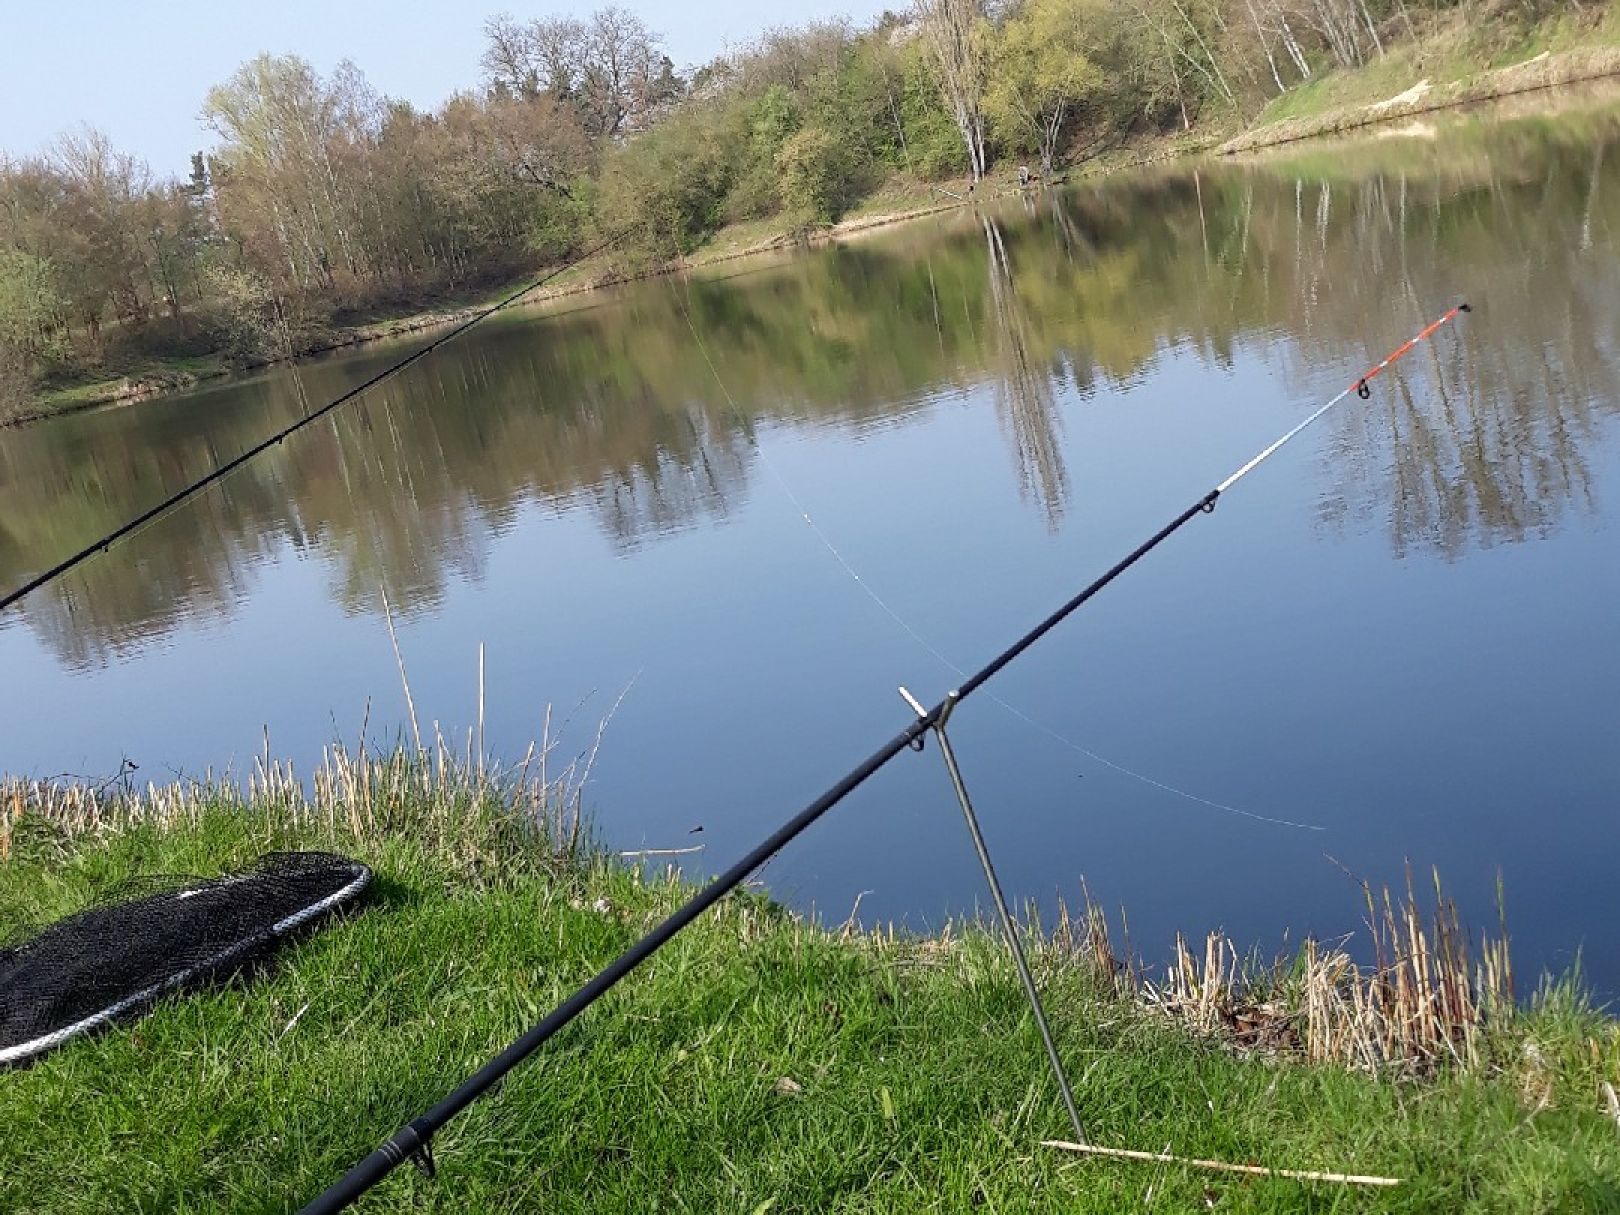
[8,186,979,427]
[4,2,1619,428]
[2,744,1617,1209]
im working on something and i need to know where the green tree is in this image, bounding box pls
[0,251,63,353]
[731,84,800,218]
[775,125,850,223]
[203,54,378,293]
[0,250,65,419]
[595,106,738,260]
[896,43,967,177]
[986,0,1104,174]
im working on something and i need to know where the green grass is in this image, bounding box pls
[3,765,1618,1215]
[1253,43,1469,128]
[27,353,232,419]
[1250,8,1620,132]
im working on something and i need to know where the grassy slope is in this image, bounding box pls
[1231,9,1620,148]
[3,793,1617,1214]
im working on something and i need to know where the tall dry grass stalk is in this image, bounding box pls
[1059,867,1518,1074]
[1,619,632,873]
[0,718,600,872]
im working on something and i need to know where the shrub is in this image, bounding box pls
[597,107,740,261]
[775,125,853,223]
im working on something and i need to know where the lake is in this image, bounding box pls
[3,95,1618,993]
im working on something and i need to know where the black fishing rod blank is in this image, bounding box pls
[301,303,1470,1212]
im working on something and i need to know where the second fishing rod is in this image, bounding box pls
[302,301,1473,1213]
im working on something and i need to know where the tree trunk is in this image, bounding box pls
[1169,0,1237,108]
[917,0,990,182]
[1246,0,1288,93]
[887,86,912,174]
[1041,103,1065,175]
[1358,0,1385,57]
[1279,14,1312,78]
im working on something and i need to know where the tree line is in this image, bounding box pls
[0,0,1584,416]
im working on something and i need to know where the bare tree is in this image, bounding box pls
[481,14,541,98]
[916,0,991,181]
[1305,0,1370,68]
[481,8,666,140]
[1244,0,1287,92]
[579,7,662,138]
[532,16,589,99]
[484,94,591,197]
[1131,0,1237,116]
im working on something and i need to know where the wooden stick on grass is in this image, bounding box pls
[617,846,706,858]
[1042,1141,1400,1187]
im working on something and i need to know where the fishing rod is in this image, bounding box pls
[675,285,1318,832]
[0,233,627,618]
[302,301,1471,1212]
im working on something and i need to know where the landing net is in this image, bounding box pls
[0,852,371,1066]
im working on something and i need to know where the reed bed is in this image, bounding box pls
[1051,867,1522,1075]
[0,721,596,874]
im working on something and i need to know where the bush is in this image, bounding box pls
[775,126,856,223]
[729,86,801,220]
[527,178,596,262]
[898,48,968,179]
[199,264,281,365]
[597,107,740,261]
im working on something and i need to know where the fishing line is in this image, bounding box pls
[675,282,1319,831]
[303,301,1471,1213]
[0,233,627,617]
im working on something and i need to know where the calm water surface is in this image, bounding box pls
[4,98,1619,990]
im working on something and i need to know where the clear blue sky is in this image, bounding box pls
[2,0,896,177]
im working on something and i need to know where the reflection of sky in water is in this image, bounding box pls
[3,101,1620,993]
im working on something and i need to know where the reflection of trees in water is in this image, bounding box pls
[1324,302,1611,560]
[583,406,750,550]
[982,215,1070,531]
[10,531,266,674]
[0,392,300,671]
[1299,135,1620,558]
[9,104,1620,665]
[293,346,759,611]
[0,342,761,666]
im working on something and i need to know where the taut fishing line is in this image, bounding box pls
[674,279,1322,831]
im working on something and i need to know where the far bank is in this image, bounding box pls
[14,10,1620,431]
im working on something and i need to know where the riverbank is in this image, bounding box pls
[15,12,1620,433]
[1221,44,1620,156]
[10,194,963,429]
[4,749,1616,1211]
[0,155,1219,429]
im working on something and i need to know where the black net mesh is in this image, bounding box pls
[0,852,371,1066]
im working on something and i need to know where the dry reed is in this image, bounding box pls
[0,721,598,874]
[1054,866,1518,1074]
